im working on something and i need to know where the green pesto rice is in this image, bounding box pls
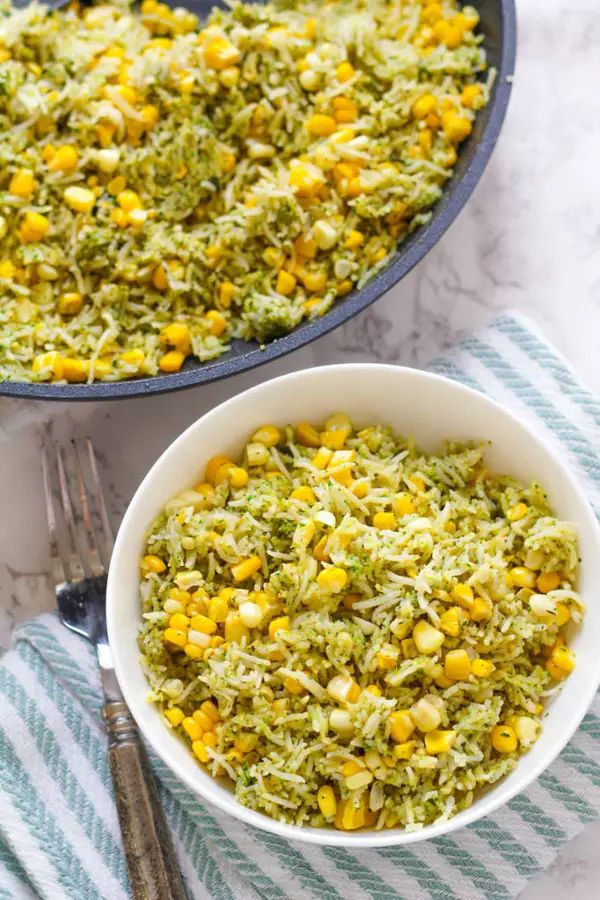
[0,0,489,384]
[138,416,582,831]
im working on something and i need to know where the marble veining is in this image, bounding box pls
[1,0,599,895]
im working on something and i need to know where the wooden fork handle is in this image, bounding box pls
[103,701,188,900]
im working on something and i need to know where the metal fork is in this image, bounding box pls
[42,439,187,900]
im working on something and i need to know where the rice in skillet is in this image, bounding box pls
[0,0,488,383]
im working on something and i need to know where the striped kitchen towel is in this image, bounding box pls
[1,311,600,900]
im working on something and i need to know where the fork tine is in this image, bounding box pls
[56,444,88,580]
[72,440,105,577]
[85,437,114,566]
[42,442,70,586]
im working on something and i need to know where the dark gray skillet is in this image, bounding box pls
[2,0,517,400]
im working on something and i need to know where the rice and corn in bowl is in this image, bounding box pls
[0,0,490,384]
[138,414,583,831]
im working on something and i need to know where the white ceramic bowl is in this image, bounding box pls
[107,364,600,847]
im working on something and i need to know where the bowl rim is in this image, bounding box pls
[0,0,517,402]
[108,362,600,847]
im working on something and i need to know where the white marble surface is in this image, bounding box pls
[2,0,600,895]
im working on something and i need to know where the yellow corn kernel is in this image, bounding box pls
[10,169,36,198]
[62,358,88,382]
[110,208,129,228]
[451,584,474,609]
[57,292,84,316]
[169,588,191,606]
[169,612,190,631]
[294,234,318,260]
[317,567,347,594]
[271,698,288,718]
[439,607,462,637]
[425,729,457,755]
[142,554,166,574]
[334,104,358,124]
[204,37,241,70]
[32,351,63,380]
[536,571,561,594]
[252,424,281,447]
[164,707,185,727]
[421,2,443,24]
[391,493,414,517]
[275,268,297,296]
[206,596,227,624]
[197,701,219,724]
[306,114,337,137]
[290,485,315,504]
[140,104,159,129]
[410,697,442,733]
[231,555,262,582]
[470,598,492,622]
[200,731,217,750]
[344,229,364,251]
[217,281,235,308]
[159,350,185,373]
[96,123,116,148]
[64,186,95,213]
[351,480,369,499]
[0,261,16,280]
[192,740,211,763]
[389,710,415,743]
[550,645,575,675]
[334,797,368,831]
[319,429,349,452]
[301,270,328,294]
[510,567,537,590]
[336,61,355,83]
[19,211,50,243]
[317,785,337,818]
[377,646,398,670]
[203,455,230,485]
[184,643,204,659]
[164,628,187,648]
[289,162,324,197]
[507,502,528,522]
[48,145,78,172]
[269,616,290,639]
[556,602,571,627]
[412,93,437,119]
[106,176,126,197]
[413,620,445,655]
[471,658,495,677]
[461,83,482,109]
[181,716,203,740]
[327,674,360,704]
[442,112,472,144]
[345,768,374,791]
[292,422,319,448]
[365,684,382,697]
[206,309,227,336]
[491,724,517,753]
[152,265,168,291]
[263,247,285,269]
[224,613,250,644]
[372,512,397,530]
[189,614,217,635]
[224,466,247,489]
[117,190,142,212]
[160,323,192,355]
[393,740,416,760]
[283,674,305,695]
[312,447,333,470]
[444,648,472,680]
